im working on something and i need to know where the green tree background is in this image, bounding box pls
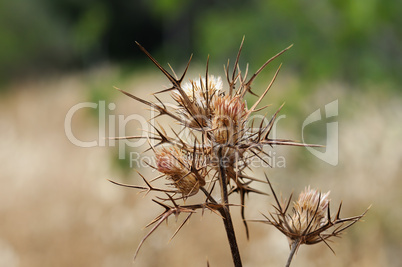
[1,0,401,88]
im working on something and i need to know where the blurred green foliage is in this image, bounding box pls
[1,0,401,88]
[193,0,402,86]
[0,0,161,83]
[0,0,71,80]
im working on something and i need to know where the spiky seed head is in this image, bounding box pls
[180,75,222,106]
[287,187,330,237]
[156,146,188,174]
[155,146,200,196]
[262,179,368,257]
[173,172,200,196]
[212,95,246,144]
[172,75,223,128]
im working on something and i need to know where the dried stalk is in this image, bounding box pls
[286,240,298,267]
[217,146,242,267]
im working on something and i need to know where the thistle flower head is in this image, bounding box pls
[155,146,185,175]
[155,146,201,196]
[212,95,247,144]
[287,187,330,236]
[261,177,368,255]
[179,75,223,106]
[172,75,223,128]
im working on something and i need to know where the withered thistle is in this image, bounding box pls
[258,177,369,267]
[108,37,367,267]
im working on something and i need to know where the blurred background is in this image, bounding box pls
[1,0,401,266]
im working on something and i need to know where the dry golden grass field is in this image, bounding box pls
[1,66,401,267]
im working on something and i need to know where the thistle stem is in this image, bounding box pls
[286,241,299,267]
[217,146,242,267]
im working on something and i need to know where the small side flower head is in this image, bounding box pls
[155,146,202,196]
[287,187,330,238]
[260,177,369,257]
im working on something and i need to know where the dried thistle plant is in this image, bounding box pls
[255,176,370,267]
[109,37,368,267]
